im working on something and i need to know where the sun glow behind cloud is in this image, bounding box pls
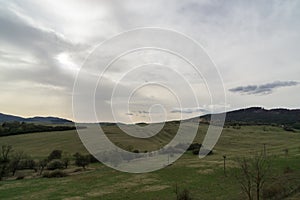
[56,52,79,71]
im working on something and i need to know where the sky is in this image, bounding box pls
[0,0,299,123]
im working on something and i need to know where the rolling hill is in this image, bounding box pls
[0,113,73,124]
[1,107,300,128]
[199,107,300,127]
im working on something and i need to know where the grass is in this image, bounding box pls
[0,123,300,199]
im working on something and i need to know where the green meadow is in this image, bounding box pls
[0,124,299,199]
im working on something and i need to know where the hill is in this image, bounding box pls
[199,107,300,127]
[0,113,73,124]
[1,107,300,128]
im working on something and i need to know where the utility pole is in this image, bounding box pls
[263,143,266,158]
[223,155,227,176]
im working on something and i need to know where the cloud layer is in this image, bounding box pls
[0,0,300,121]
[171,107,208,114]
[229,81,299,95]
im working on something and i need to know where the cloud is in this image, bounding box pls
[229,81,299,95]
[171,107,208,114]
[0,0,300,121]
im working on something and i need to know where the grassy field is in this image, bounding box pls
[0,123,299,199]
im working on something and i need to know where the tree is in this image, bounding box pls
[235,153,270,200]
[9,151,25,176]
[0,145,12,180]
[46,159,64,170]
[0,145,12,163]
[236,157,253,200]
[223,155,227,176]
[62,152,71,169]
[253,154,270,200]
[38,159,48,175]
[48,150,62,161]
[73,153,90,169]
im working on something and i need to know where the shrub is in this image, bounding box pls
[263,183,286,199]
[133,149,139,153]
[62,157,70,169]
[43,170,67,178]
[48,150,62,161]
[193,148,213,156]
[89,154,98,163]
[178,188,192,200]
[192,149,199,155]
[46,159,64,170]
[73,153,90,169]
[187,143,201,151]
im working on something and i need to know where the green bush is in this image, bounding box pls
[187,143,201,151]
[46,159,64,170]
[73,153,90,169]
[133,149,139,153]
[48,150,62,161]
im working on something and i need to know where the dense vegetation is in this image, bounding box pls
[0,121,76,137]
[0,145,99,180]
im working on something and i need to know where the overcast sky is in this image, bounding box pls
[0,0,299,123]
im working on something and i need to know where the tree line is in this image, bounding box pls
[0,121,76,137]
[0,145,96,180]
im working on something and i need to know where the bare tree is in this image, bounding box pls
[0,145,12,180]
[236,157,253,200]
[10,151,25,176]
[38,159,48,175]
[235,153,270,200]
[0,145,12,163]
[252,154,270,200]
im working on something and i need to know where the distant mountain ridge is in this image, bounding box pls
[199,107,300,126]
[0,113,73,124]
[1,107,300,126]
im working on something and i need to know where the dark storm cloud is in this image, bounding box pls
[229,81,299,95]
